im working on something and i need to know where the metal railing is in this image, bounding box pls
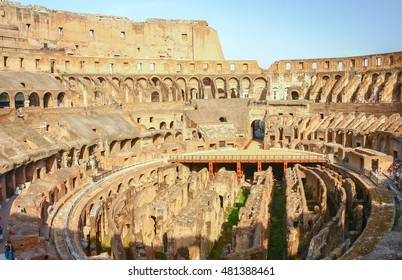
[169,154,327,162]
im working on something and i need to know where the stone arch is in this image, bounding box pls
[57,92,66,107]
[291,91,300,100]
[253,77,267,100]
[176,77,187,101]
[15,92,25,108]
[112,77,120,88]
[0,92,10,108]
[175,132,183,142]
[29,92,40,107]
[110,140,119,154]
[241,77,251,98]
[215,77,225,99]
[229,77,239,98]
[131,138,140,150]
[98,77,107,87]
[160,122,167,130]
[163,77,175,101]
[150,77,160,87]
[164,132,173,142]
[151,91,160,102]
[153,134,162,145]
[169,121,174,129]
[43,92,53,108]
[189,77,200,99]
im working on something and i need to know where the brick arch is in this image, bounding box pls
[0,92,10,108]
[28,92,40,107]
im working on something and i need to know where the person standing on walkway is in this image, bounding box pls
[4,240,15,260]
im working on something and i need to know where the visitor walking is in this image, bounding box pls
[4,240,15,260]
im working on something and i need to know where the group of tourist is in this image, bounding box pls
[390,163,402,179]
[1,215,15,260]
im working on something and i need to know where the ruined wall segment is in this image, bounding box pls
[228,167,274,260]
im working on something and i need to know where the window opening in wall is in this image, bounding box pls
[389,56,394,66]
[20,83,25,88]
[35,59,40,69]
[36,168,41,179]
[351,59,356,68]
[190,63,195,71]
[3,56,8,67]
[219,117,227,122]
[0,10,5,17]
[338,61,343,71]
[50,60,55,73]
[176,64,181,72]
[150,117,154,122]
[26,23,30,32]
[376,57,381,66]
[203,63,208,70]
[363,58,369,67]
[298,62,304,70]
[120,31,125,39]
[137,47,141,52]
[312,62,317,69]
[89,29,94,38]
[243,63,248,71]
[137,117,141,123]
[182,33,187,41]
[65,60,70,70]
[95,61,100,69]
[58,27,63,36]
[217,63,222,71]
[80,61,84,70]
[320,113,324,119]
[230,63,236,71]
[124,62,129,69]
[285,62,291,71]
[136,63,142,71]
[19,57,24,68]
[324,61,329,69]
[109,63,113,74]
[150,63,155,71]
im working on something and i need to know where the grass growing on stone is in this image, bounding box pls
[267,181,285,260]
[100,234,111,254]
[207,189,250,260]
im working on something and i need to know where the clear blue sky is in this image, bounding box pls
[16,0,402,68]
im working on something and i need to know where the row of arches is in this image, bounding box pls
[0,91,67,109]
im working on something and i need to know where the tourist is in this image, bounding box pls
[4,240,15,260]
[17,205,23,213]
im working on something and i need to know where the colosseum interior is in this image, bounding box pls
[0,1,401,260]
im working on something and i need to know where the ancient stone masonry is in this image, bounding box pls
[0,0,401,260]
[285,164,373,259]
[227,167,274,260]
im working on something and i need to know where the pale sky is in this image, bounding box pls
[15,0,402,68]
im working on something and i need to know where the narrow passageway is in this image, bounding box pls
[267,180,285,259]
[0,195,17,260]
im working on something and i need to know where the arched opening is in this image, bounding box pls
[15,92,25,108]
[160,122,167,130]
[164,132,173,142]
[43,92,52,108]
[219,117,227,122]
[169,121,174,129]
[151,92,160,102]
[29,92,40,107]
[251,120,264,139]
[291,91,299,100]
[57,92,66,107]
[0,92,10,108]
